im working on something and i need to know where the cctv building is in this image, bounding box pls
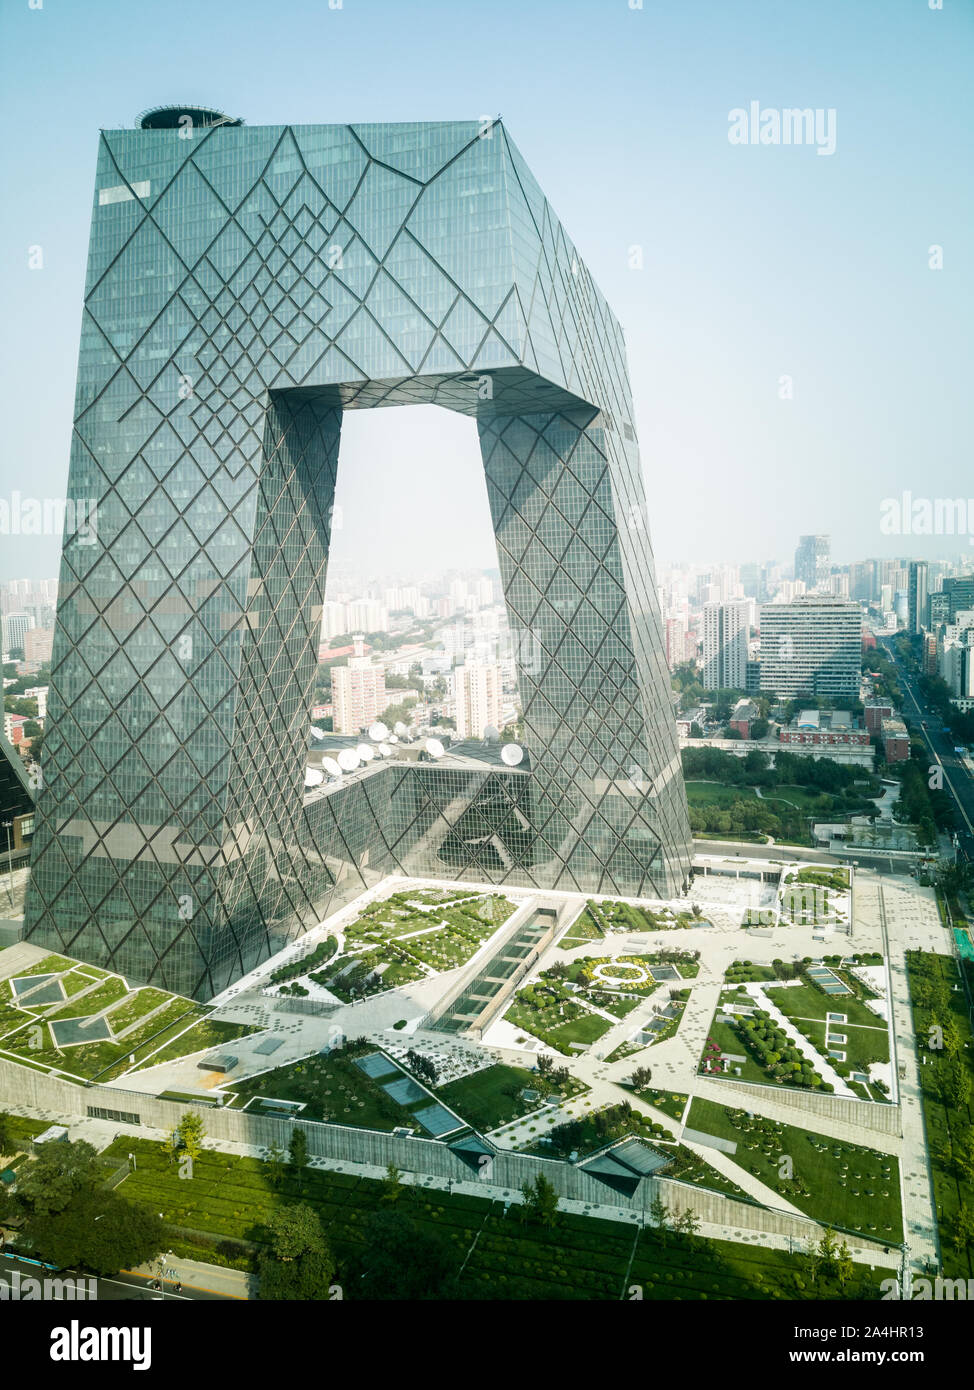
[24,110,692,998]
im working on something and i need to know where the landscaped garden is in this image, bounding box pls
[102,1133,881,1299]
[299,891,516,1001]
[225,1040,456,1133]
[0,953,256,1085]
[685,1097,903,1243]
[583,899,709,934]
[504,977,616,1054]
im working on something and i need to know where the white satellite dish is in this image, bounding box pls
[483,724,500,743]
[322,757,342,778]
[310,726,325,740]
[337,748,360,772]
[394,721,408,736]
[304,767,324,788]
[368,721,389,741]
[388,734,399,744]
[356,743,375,761]
[378,742,393,757]
[425,737,445,759]
[501,743,524,766]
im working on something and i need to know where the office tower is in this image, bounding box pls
[908,560,929,635]
[940,575,974,622]
[759,596,862,702]
[1,613,32,656]
[25,112,691,996]
[701,600,749,690]
[848,561,875,602]
[794,534,830,591]
[454,663,503,740]
[331,651,387,734]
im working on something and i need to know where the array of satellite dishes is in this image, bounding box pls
[308,713,461,788]
[501,743,524,767]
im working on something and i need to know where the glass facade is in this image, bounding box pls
[24,117,692,999]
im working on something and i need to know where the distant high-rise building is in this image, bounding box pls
[794,535,830,592]
[454,663,503,740]
[345,599,389,633]
[664,615,688,670]
[908,560,929,635]
[759,596,861,702]
[702,600,749,691]
[22,627,54,667]
[1,612,32,656]
[331,646,387,734]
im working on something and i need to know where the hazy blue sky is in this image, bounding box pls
[1,0,971,582]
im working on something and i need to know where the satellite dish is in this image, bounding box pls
[425,738,445,759]
[368,721,389,741]
[406,725,419,740]
[394,721,408,736]
[322,757,342,778]
[356,743,375,761]
[304,767,324,788]
[483,724,500,743]
[378,742,393,757]
[310,726,325,740]
[388,734,399,744]
[337,748,360,772]
[501,743,524,766]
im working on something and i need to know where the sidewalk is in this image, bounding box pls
[124,1253,255,1300]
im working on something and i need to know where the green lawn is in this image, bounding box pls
[686,1097,902,1242]
[102,1134,882,1300]
[437,1062,585,1131]
[905,951,974,1279]
[772,981,885,1030]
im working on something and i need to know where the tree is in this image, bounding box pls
[675,1207,700,1245]
[24,1190,164,1277]
[630,1065,652,1091]
[0,1113,12,1159]
[954,1205,974,1253]
[381,1163,405,1203]
[265,1143,287,1189]
[178,1112,206,1161]
[258,1203,334,1301]
[288,1126,309,1173]
[519,1174,560,1228]
[536,1052,554,1076]
[649,1193,669,1241]
[15,1139,100,1216]
[835,1239,855,1289]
